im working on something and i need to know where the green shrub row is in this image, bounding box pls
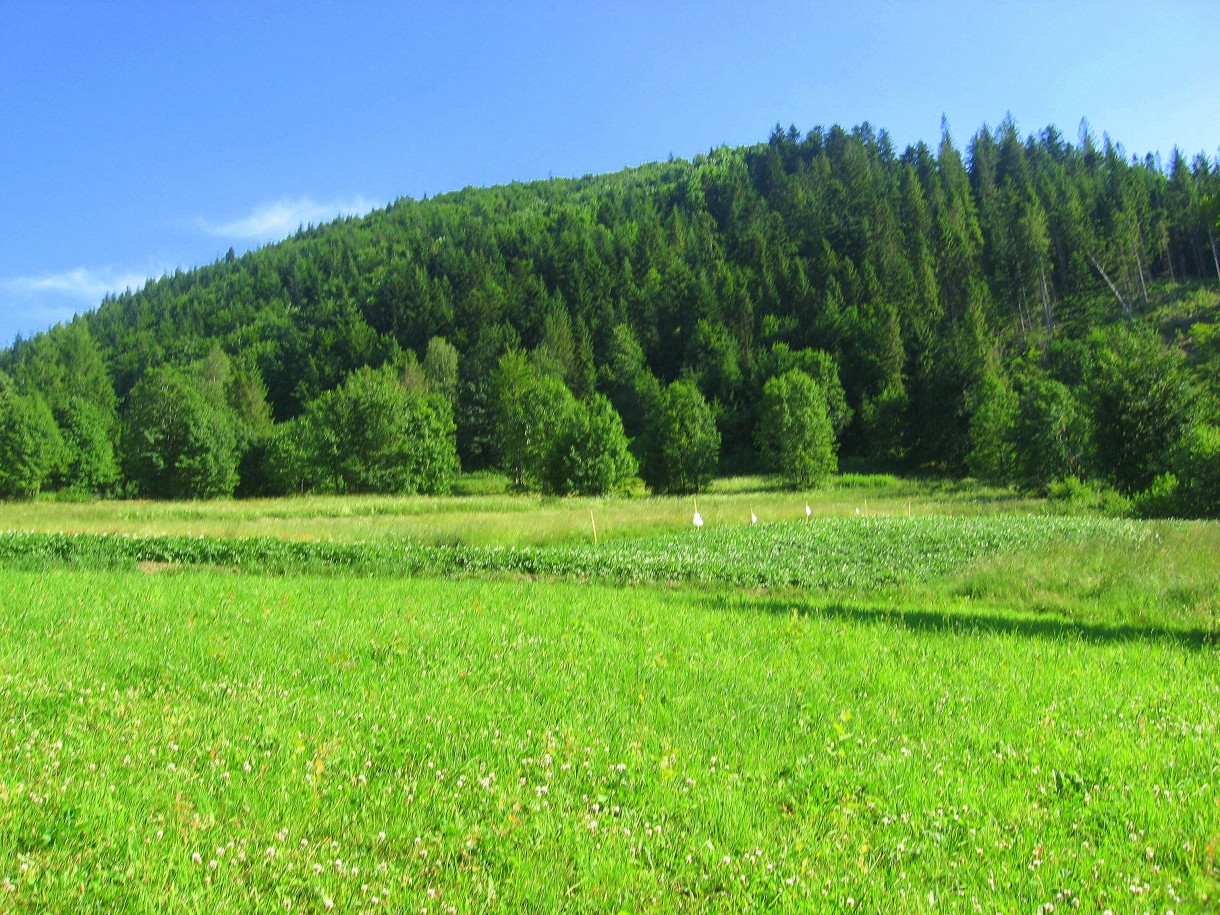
[0,515,1154,591]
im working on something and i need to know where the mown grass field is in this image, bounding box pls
[0,479,1216,912]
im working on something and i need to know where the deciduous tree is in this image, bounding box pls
[755,370,837,489]
[544,395,636,495]
[122,366,239,499]
[642,380,720,494]
[281,365,457,495]
[0,390,63,499]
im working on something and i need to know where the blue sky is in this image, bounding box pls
[2,0,1217,345]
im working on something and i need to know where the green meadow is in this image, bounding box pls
[0,474,1042,547]
[0,479,1216,912]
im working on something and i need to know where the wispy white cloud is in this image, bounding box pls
[1,266,152,303]
[0,266,161,342]
[14,302,90,333]
[199,196,378,241]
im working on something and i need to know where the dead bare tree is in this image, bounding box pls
[1087,250,1132,319]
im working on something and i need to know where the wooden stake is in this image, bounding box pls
[589,509,598,545]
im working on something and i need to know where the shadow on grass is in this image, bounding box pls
[732,596,1218,651]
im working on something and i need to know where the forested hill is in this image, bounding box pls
[2,120,1219,512]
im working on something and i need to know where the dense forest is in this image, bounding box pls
[2,119,1219,514]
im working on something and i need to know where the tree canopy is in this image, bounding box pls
[642,380,721,495]
[270,364,457,495]
[2,119,1218,513]
[756,370,838,489]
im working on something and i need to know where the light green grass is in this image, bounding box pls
[1,515,1215,636]
[8,474,1045,547]
[935,521,1220,632]
[0,569,1216,912]
[0,484,1215,910]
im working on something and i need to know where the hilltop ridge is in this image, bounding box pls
[1,120,1218,510]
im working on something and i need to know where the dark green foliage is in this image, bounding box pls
[1152,422,1220,518]
[544,395,637,495]
[492,351,577,489]
[599,324,660,445]
[0,391,63,499]
[262,419,310,496]
[908,352,965,470]
[642,380,720,494]
[276,365,458,495]
[1,119,1218,511]
[532,302,581,390]
[757,345,852,436]
[121,366,239,499]
[755,370,838,489]
[53,397,120,495]
[3,319,117,423]
[1009,370,1091,493]
[457,323,520,470]
[2,320,120,497]
[423,336,460,410]
[859,379,909,462]
[965,368,1018,484]
[1085,327,1195,493]
[192,346,274,487]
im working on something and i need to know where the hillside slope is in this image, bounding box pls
[2,120,1218,505]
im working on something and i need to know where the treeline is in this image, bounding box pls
[1,119,1218,513]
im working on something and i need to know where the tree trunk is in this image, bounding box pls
[1134,242,1148,304]
[1210,227,1220,286]
[1087,251,1132,319]
[1039,266,1054,337]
